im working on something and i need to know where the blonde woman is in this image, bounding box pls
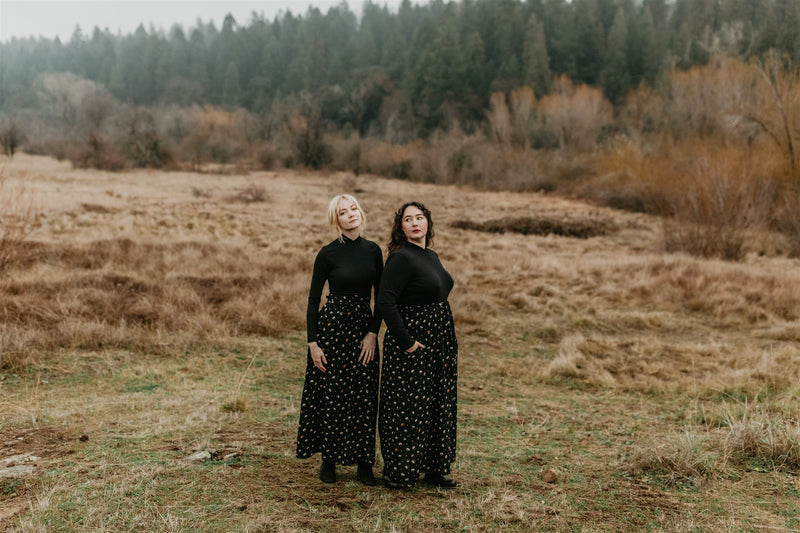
[296,194,383,485]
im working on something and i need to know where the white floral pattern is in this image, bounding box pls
[379,301,458,487]
[297,294,379,465]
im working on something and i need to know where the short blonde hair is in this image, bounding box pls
[327,194,367,242]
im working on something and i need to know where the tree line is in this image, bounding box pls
[2,0,800,139]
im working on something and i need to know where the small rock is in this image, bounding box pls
[542,468,558,484]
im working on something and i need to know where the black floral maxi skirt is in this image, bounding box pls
[296,294,380,465]
[379,301,458,487]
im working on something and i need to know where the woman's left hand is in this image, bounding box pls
[359,332,378,365]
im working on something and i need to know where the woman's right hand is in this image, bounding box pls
[309,342,327,372]
[405,340,425,353]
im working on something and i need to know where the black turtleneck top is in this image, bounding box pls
[306,235,383,343]
[376,243,454,351]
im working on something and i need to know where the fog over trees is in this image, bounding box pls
[2,0,799,137]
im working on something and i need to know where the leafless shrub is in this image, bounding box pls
[452,143,562,191]
[407,127,481,184]
[116,107,173,169]
[333,129,571,192]
[68,133,126,171]
[574,136,664,214]
[35,72,105,133]
[662,155,774,260]
[328,135,362,175]
[488,92,512,145]
[22,135,73,161]
[772,181,800,257]
[255,143,281,171]
[172,105,255,167]
[356,137,415,179]
[588,136,794,261]
[535,76,614,152]
[0,121,21,156]
[282,111,331,170]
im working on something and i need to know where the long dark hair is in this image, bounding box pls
[387,201,434,254]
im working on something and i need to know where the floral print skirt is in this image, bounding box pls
[379,301,458,487]
[296,294,379,465]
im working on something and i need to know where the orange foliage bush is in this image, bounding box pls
[176,105,254,168]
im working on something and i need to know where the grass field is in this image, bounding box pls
[2,153,800,532]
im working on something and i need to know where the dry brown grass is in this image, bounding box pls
[627,430,722,488]
[0,166,35,274]
[2,153,800,530]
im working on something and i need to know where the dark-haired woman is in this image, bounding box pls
[296,194,383,486]
[376,201,458,489]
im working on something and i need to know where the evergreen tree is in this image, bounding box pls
[542,0,577,79]
[774,0,800,61]
[4,0,800,142]
[222,61,241,108]
[636,7,663,86]
[187,26,211,99]
[522,13,552,97]
[573,0,605,85]
[600,8,631,105]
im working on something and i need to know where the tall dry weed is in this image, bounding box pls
[0,170,35,273]
[661,153,774,260]
[627,431,721,487]
[720,402,800,471]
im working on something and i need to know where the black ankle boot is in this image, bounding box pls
[424,472,456,488]
[319,460,336,483]
[357,462,376,486]
[383,476,405,489]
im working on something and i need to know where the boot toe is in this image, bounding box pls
[424,473,456,488]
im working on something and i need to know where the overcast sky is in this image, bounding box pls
[0,0,412,42]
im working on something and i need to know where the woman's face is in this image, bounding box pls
[337,199,362,232]
[401,205,428,246]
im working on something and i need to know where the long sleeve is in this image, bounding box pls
[376,252,415,351]
[306,249,330,343]
[368,245,384,334]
